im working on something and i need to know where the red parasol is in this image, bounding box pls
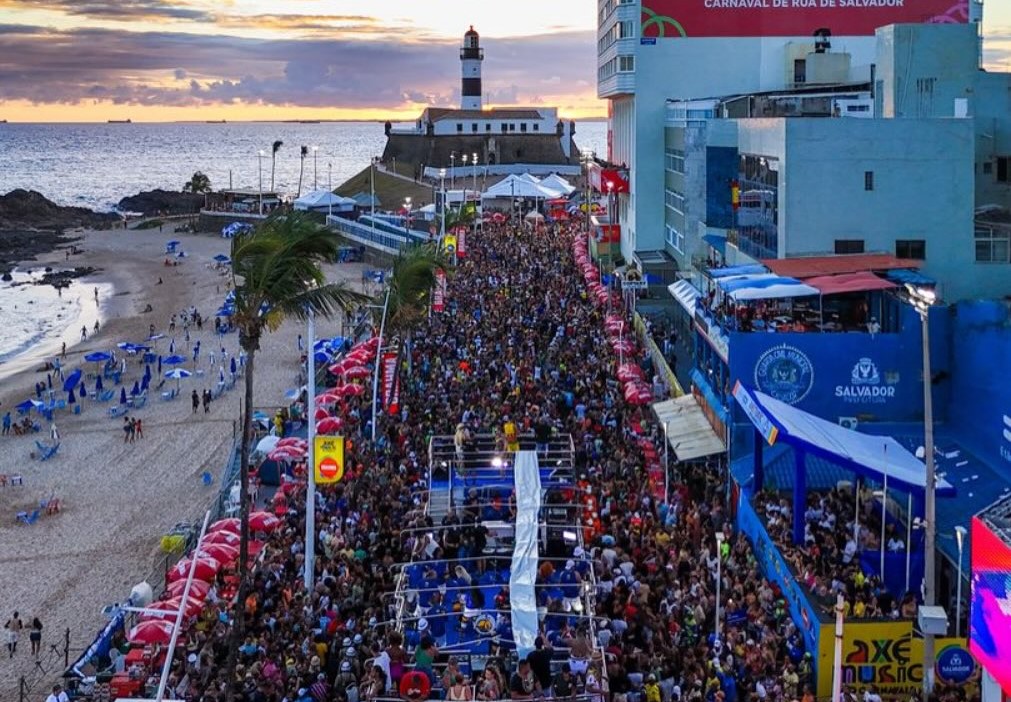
[166,555,221,583]
[342,366,371,380]
[314,407,331,420]
[197,543,239,564]
[276,438,306,448]
[127,620,175,645]
[165,579,211,599]
[315,393,341,405]
[248,511,282,533]
[203,530,240,547]
[316,417,344,434]
[268,446,305,461]
[340,384,365,397]
[208,518,240,535]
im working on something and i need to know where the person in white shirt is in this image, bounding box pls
[45,684,69,702]
[887,536,905,552]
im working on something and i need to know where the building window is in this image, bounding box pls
[501,123,508,133]
[664,188,685,215]
[982,161,992,175]
[456,123,463,133]
[486,124,492,132]
[533,124,539,132]
[975,227,1011,263]
[664,146,685,174]
[793,59,806,84]
[998,157,1009,183]
[738,154,780,259]
[520,123,527,132]
[895,239,926,259]
[666,224,684,254]
[510,123,516,131]
[618,55,634,72]
[834,239,865,254]
[864,171,874,191]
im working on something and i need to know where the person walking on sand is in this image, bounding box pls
[123,416,132,443]
[2,411,11,436]
[29,617,42,658]
[5,611,23,658]
[81,326,87,341]
[191,390,199,413]
[61,341,66,358]
[129,417,138,443]
[94,287,98,303]
[135,418,143,440]
[202,389,211,413]
[50,422,59,442]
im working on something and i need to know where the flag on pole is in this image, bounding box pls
[432,269,447,313]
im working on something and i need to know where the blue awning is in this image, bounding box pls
[690,369,730,423]
[884,268,936,286]
[703,234,727,255]
[709,264,768,279]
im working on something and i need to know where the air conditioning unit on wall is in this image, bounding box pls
[839,417,859,430]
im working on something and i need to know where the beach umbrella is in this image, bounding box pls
[166,239,181,246]
[314,407,330,421]
[165,578,211,599]
[14,399,38,414]
[139,596,204,622]
[83,351,111,364]
[315,393,341,405]
[166,556,221,583]
[316,417,344,434]
[162,354,186,366]
[165,368,192,392]
[131,380,140,396]
[276,438,307,448]
[255,435,280,454]
[248,511,282,533]
[141,376,149,392]
[67,388,76,405]
[313,350,330,364]
[340,384,365,397]
[342,366,371,380]
[120,387,128,404]
[47,373,52,390]
[95,375,104,392]
[268,446,305,462]
[230,357,237,375]
[169,339,175,354]
[203,530,241,547]
[62,368,83,392]
[145,364,152,381]
[198,543,239,564]
[79,382,87,399]
[209,518,241,534]
[213,254,230,263]
[127,620,174,646]
[219,367,226,384]
[149,333,165,342]
[157,356,162,374]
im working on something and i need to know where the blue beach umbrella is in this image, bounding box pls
[144,364,152,381]
[157,356,163,374]
[164,368,192,392]
[47,373,52,389]
[141,375,149,392]
[230,357,237,375]
[131,380,140,396]
[213,254,230,262]
[15,399,36,414]
[84,351,112,364]
[67,388,76,405]
[95,375,104,392]
[120,387,128,405]
[62,368,83,392]
[169,339,175,354]
[79,382,88,399]
[162,355,186,366]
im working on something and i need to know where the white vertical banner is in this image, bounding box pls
[510,450,542,660]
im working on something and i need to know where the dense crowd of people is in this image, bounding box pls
[123,222,968,702]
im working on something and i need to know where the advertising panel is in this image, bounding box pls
[432,269,447,313]
[970,516,1011,695]
[815,620,976,700]
[380,350,398,410]
[313,436,345,484]
[641,0,967,39]
[729,332,928,422]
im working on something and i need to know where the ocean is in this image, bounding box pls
[0,120,607,380]
[0,120,607,211]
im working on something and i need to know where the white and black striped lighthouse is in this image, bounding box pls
[460,26,483,111]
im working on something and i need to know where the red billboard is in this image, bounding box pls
[641,0,967,38]
[970,516,1011,696]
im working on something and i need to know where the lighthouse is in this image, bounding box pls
[460,26,483,111]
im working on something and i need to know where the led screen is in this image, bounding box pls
[970,516,1011,695]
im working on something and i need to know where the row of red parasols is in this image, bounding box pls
[571,236,652,406]
[126,514,281,645]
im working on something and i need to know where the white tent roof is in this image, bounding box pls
[668,279,701,317]
[653,395,726,461]
[482,174,561,200]
[540,174,575,195]
[293,190,356,210]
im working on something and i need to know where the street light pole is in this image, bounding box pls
[450,152,456,189]
[715,531,725,643]
[304,309,316,590]
[955,525,967,638]
[439,168,447,247]
[312,146,319,190]
[327,163,333,221]
[370,287,392,445]
[257,150,265,215]
[907,283,938,698]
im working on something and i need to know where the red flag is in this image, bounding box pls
[432,269,446,313]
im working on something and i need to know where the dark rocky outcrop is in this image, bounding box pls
[117,189,205,216]
[0,189,119,231]
[0,230,80,275]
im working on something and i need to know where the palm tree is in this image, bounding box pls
[381,243,445,333]
[270,140,283,191]
[182,171,211,193]
[297,145,308,197]
[226,212,367,692]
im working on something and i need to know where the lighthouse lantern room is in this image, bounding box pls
[460,26,484,111]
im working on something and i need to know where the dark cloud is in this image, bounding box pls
[0,24,596,111]
[0,0,212,21]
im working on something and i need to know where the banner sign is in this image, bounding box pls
[433,269,447,313]
[381,350,398,410]
[732,381,779,445]
[457,229,467,259]
[314,436,345,484]
[641,0,967,39]
[443,234,457,258]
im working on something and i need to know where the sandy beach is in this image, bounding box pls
[0,228,366,695]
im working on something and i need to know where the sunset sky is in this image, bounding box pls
[0,0,1009,123]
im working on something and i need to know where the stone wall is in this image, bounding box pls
[382,134,578,177]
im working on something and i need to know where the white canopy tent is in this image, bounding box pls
[482,174,561,200]
[293,190,356,212]
[540,174,575,195]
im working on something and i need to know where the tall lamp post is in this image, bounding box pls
[955,525,967,638]
[304,309,317,590]
[471,152,478,237]
[450,152,456,189]
[581,150,594,240]
[327,162,333,221]
[906,283,938,698]
[715,531,725,642]
[439,168,447,246]
[257,149,266,215]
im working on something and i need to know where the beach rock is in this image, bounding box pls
[0,189,119,231]
[118,189,204,216]
[0,229,79,275]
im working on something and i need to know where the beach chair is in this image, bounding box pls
[211,383,224,401]
[98,390,115,403]
[133,393,147,409]
[108,404,127,418]
[161,388,178,401]
[34,440,59,461]
[9,474,22,486]
[16,509,41,526]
